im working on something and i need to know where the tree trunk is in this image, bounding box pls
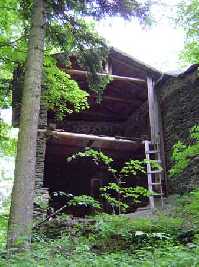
[7,0,46,249]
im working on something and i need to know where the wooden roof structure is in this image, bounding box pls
[51,47,163,125]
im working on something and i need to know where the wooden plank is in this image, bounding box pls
[67,69,146,84]
[147,77,159,144]
[104,60,112,74]
[38,129,145,144]
[156,88,168,195]
[38,129,141,145]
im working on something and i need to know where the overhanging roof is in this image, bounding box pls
[109,47,162,80]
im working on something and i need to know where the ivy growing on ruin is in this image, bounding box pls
[170,125,199,177]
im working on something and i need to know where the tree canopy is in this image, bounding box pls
[177,0,199,63]
[0,0,151,115]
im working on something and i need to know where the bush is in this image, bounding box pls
[1,189,199,267]
[174,189,199,230]
[68,214,182,253]
[170,125,199,177]
[1,237,199,267]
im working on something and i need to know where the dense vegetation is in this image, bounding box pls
[67,148,150,214]
[177,0,199,63]
[2,189,199,266]
[0,121,16,156]
[170,125,199,177]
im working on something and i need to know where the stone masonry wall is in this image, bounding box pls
[60,120,124,136]
[35,102,48,199]
[124,101,150,139]
[158,69,199,193]
[56,103,150,140]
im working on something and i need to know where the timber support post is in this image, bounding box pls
[147,77,167,206]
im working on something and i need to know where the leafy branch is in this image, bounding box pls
[0,121,17,156]
[170,125,199,177]
[67,148,151,214]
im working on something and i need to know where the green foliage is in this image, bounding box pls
[43,56,89,119]
[175,189,199,227]
[177,0,199,63]
[3,189,199,266]
[0,209,185,266]
[94,213,183,239]
[144,159,163,171]
[170,125,199,177]
[101,184,149,212]
[68,148,150,177]
[68,148,114,166]
[0,121,17,156]
[188,190,199,217]
[2,198,199,267]
[47,0,150,22]
[0,0,26,110]
[46,17,111,102]
[0,214,8,250]
[1,243,199,267]
[121,160,146,176]
[68,195,101,210]
[68,148,152,214]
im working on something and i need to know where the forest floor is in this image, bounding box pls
[1,192,199,266]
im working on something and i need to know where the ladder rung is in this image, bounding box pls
[155,193,164,196]
[150,192,164,196]
[148,170,162,174]
[144,140,164,210]
[145,150,160,154]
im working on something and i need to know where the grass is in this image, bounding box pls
[1,190,199,266]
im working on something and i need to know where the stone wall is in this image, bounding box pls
[56,103,150,139]
[59,120,124,136]
[158,69,199,193]
[35,102,48,199]
[124,101,150,139]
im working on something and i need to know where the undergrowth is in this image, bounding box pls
[1,190,199,266]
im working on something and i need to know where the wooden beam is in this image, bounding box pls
[39,129,141,145]
[39,129,144,152]
[67,69,146,85]
[105,61,112,74]
[147,77,159,144]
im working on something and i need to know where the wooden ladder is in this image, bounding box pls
[144,140,164,210]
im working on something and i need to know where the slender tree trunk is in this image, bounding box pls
[7,0,46,249]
